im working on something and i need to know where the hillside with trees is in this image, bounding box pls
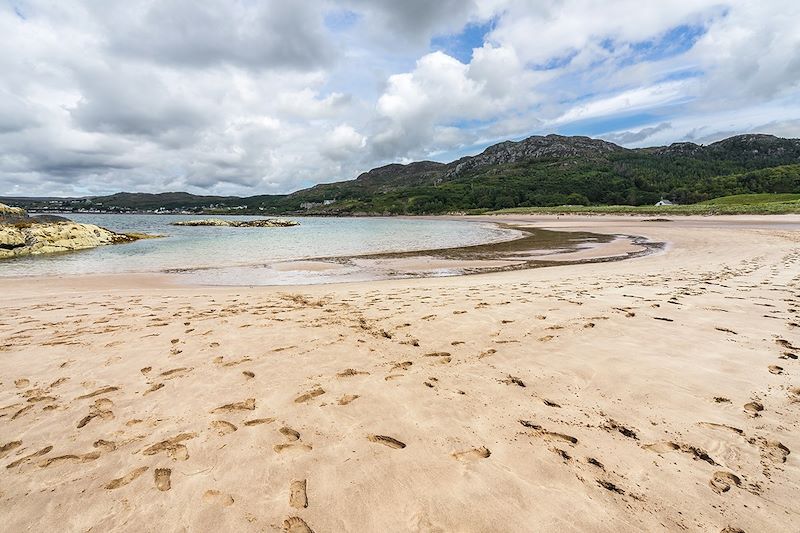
[4,134,800,215]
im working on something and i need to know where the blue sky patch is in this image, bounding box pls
[620,23,709,66]
[430,18,496,63]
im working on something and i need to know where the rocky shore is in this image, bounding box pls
[0,203,148,259]
[171,218,299,227]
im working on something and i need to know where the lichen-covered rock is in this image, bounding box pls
[171,218,299,227]
[0,220,143,259]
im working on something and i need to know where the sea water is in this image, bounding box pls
[0,214,522,284]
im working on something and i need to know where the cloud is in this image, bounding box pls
[321,125,367,161]
[602,122,673,145]
[551,82,690,125]
[0,0,798,197]
[370,47,538,159]
[97,0,335,70]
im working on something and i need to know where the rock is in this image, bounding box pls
[0,203,28,222]
[30,214,71,223]
[171,218,299,228]
[0,203,149,259]
[444,134,624,178]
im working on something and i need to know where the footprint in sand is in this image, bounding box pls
[75,386,119,400]
[501,375,526,387]
[242,371,255,379]
[77,398,115,429]
[789,387,800,402]
[211,420,238,436]
[105,466,149,489]
[519,420,578,445]
[49,377,69,388]
[154,468,171,491]
[160,367,191,380]
[289,479,308,509]
[14,378,30,388]
[142,432,197,461]
[587,457,605,469]
[144,383,164,395]
[478,349,496,359]
[203,489,234,507]
[274,443,313,453]
[6,445,53,469]
[279,427,301,441]
[744,401,764,416]
[0,441,22,459]
[768,365,784,375]
[452,446,491,461]
[390,361,413,372]
[643,441,680,453]
[294,387,325,403]
[211,398,256,413]
[643,441,716,464]
[710,471,741,494]
[338,394,359,405]
[603,419,638,440]
[93,439,117,452]
[752,439,791,463]
[243,417,275,426]
[367,434,406,449]
[283,516,314,533]
[337,369,370,377]
[39,451,101,468]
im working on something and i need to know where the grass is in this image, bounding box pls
[699,193,800,205]
[481,194,800,216]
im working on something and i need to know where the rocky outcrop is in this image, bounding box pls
[0,203,27,222]
[445,134,624,178]
[0,203,147,259]
[171,218,299,227]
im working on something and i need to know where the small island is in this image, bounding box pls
[171,218,299,228]
[0,203,150,259]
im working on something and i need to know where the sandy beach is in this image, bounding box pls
[1,214,799,532]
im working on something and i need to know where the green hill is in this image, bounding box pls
[4,133,800,215]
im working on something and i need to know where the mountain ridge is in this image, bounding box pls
[3,133,800,214]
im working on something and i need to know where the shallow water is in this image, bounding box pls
[0,214,523,283]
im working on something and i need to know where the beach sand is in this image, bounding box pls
[1,215,799,532]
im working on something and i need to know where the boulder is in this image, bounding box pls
[0,203,28,222]
[0,203,149,259]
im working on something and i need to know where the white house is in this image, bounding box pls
[655,199,674,206]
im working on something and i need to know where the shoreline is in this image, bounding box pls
[1,214,797,292]
[0,217,662,287]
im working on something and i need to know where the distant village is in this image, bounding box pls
[7,197,339,215]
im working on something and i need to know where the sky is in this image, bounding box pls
[2,0,800,197]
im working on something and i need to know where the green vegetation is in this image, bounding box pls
[488,192,800,215]
[699,193,800,205]
[487,202,800,216]
[282,160,800,215]
[4,134,800,216]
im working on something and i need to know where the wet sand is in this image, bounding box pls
[1,214,799,532]
[169,224,653,285]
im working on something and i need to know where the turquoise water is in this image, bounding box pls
[0,214,521,284]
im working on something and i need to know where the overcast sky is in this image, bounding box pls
[2,0,800,196]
